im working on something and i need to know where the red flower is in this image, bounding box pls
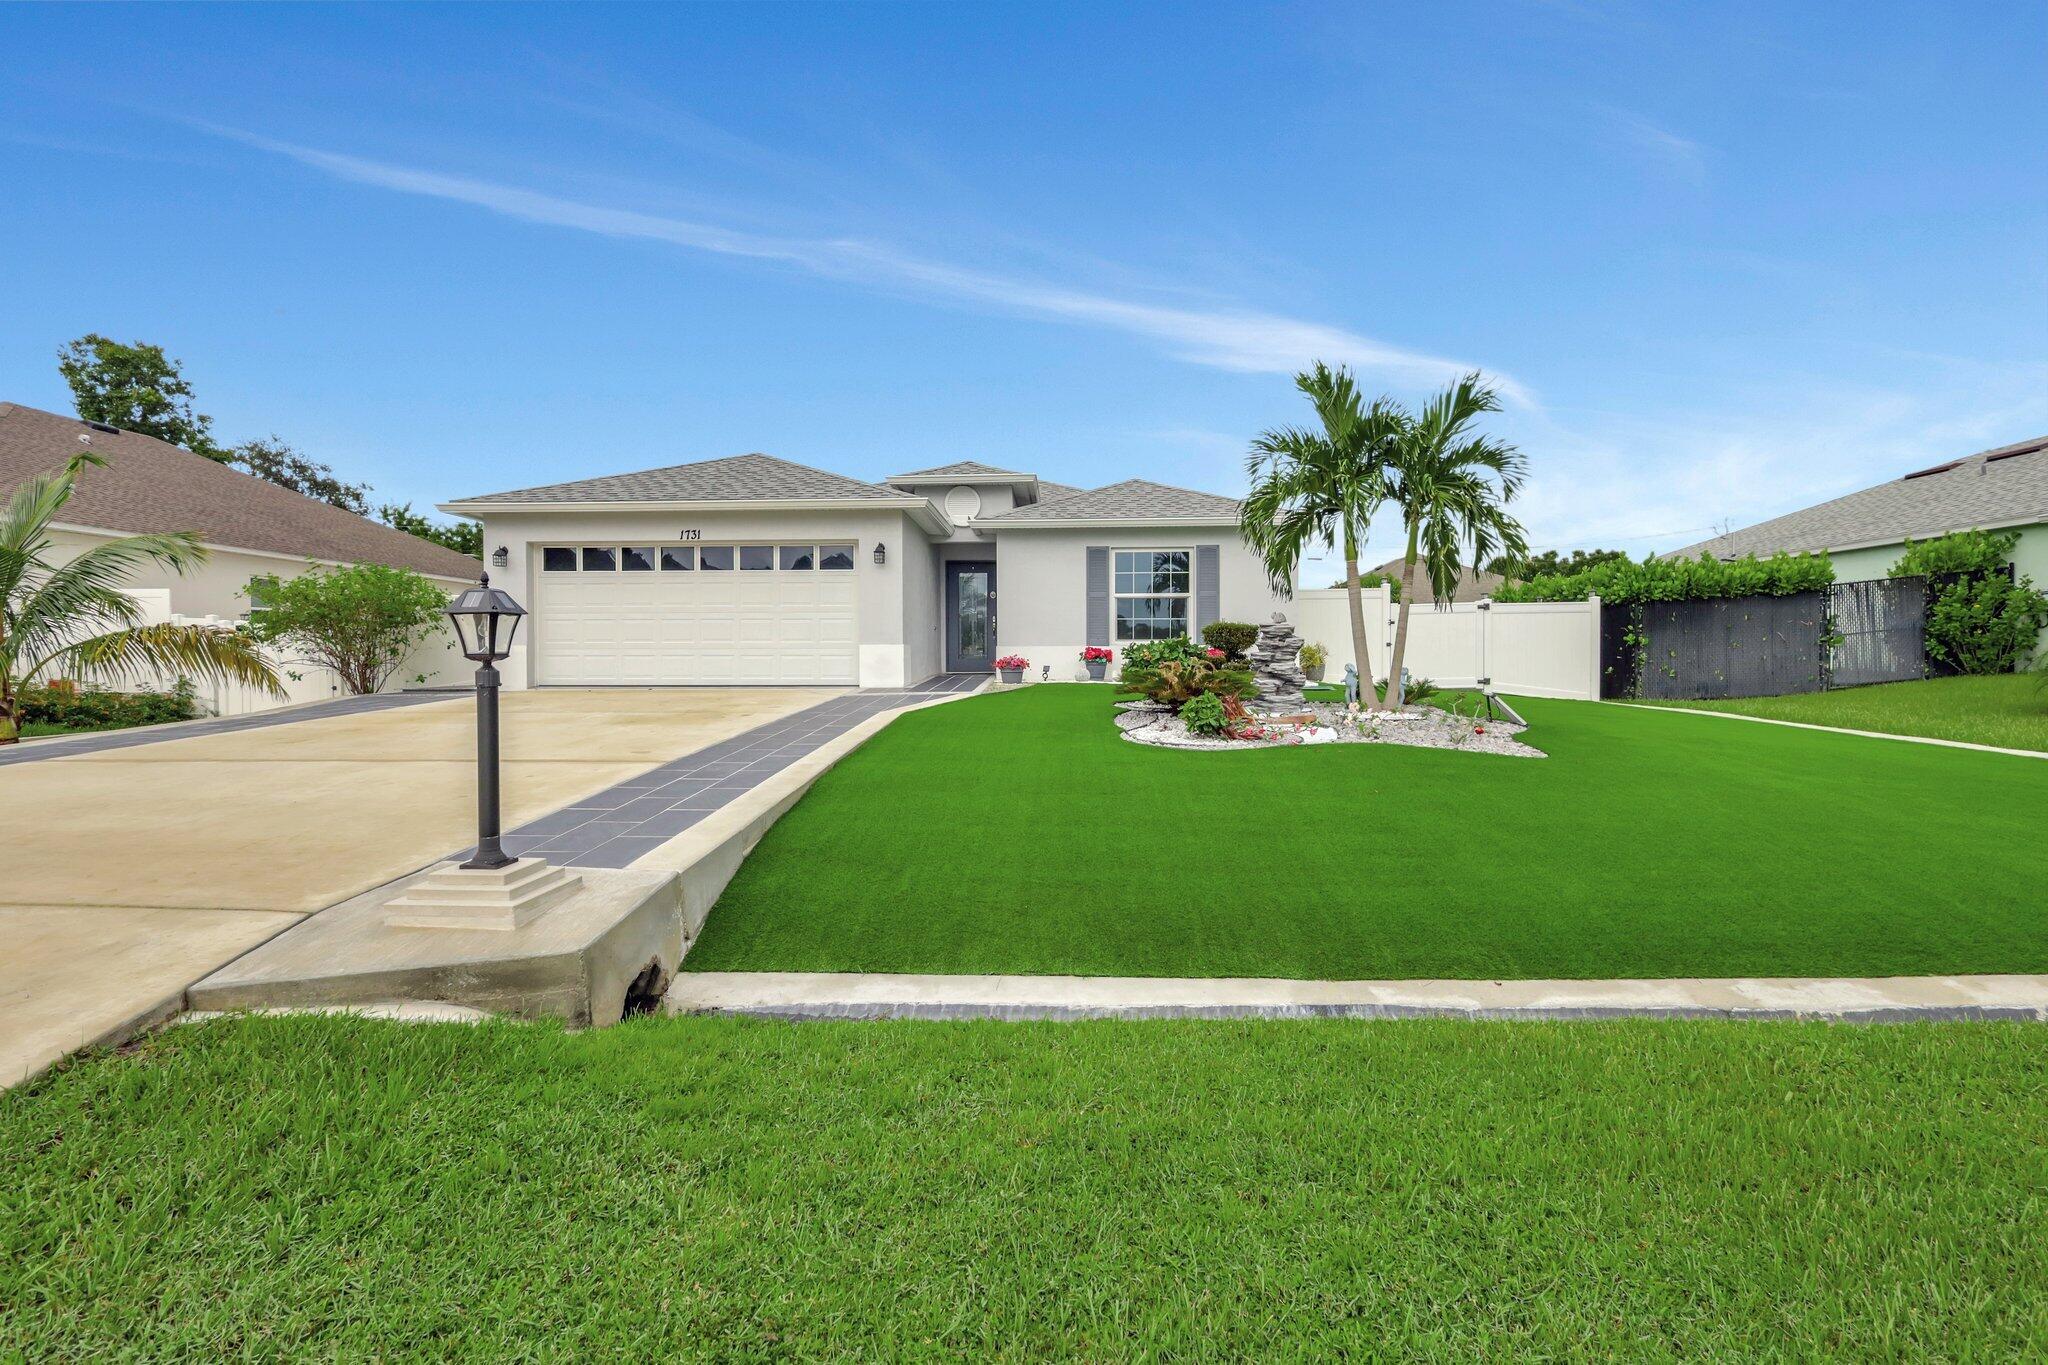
[1474,726,1485,734]
[1205,647,1224,659]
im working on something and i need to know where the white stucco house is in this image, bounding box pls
[439,456,1294,689]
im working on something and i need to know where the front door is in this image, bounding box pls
[945,561,997,672]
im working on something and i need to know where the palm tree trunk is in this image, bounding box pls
[1385,521,1421,708]
[1341,523,1377,702]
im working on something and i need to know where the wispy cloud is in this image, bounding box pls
[1606,109,1708,185]
[196,123,1532,404]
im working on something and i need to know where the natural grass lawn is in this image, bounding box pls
[4,1015,2043,1358]
[1639,672,2048,752]
[688,685,2048,980]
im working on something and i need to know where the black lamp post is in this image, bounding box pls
[446,573,528,870]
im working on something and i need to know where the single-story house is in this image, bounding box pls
[439,456,1293,689]
[1,400,483,712]
[1670,433,2048,653]
[0,401,484,617]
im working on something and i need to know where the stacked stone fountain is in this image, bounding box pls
[1245,613,1310,713]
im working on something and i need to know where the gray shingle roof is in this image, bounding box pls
[976,478,1240,523]
[891,460,1028,478]
[1670,436,2048,559]
[0,401,481,580]
[1034,480,1084,502]
[451,452,913,505]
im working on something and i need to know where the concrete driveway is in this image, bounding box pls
[1,687,836,1083]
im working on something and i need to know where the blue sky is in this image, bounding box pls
[4,1,2043,575]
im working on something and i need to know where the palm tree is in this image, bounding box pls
[1241,362,1401,700]
[0,453,283,743]
[1382,373,1528,706]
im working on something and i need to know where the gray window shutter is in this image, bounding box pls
[1086,546,1110,647]
[1195,544,1221,634]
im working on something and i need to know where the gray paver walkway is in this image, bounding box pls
[459,674,986,869]
[0,691,453,767]
[670,970,2048,1023]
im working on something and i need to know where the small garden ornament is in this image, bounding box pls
[1342,662,1360,710]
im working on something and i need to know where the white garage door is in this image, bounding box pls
[533,542,859,686]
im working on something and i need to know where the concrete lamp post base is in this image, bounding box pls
[385,859,585,932]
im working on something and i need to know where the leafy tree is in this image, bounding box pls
[58,335,381,515]
[1490,547,1627,581]
[377,502,482,558]
[58,334,222,458]
[1242,362,1401,700]
[230,436,372,514]
[1891,530,2048,674]
[0,454,282,743]
[1382,374,1528,706]
[1200,621,1258,660]
[245,563,451,696]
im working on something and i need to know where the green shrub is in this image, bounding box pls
[1120,637,1209,670]
[1200,621,1258,660]
[19,679,198,732]
[1117,660,1259,711]
[1300,643,1327,672]
[1179,691,1228,735]
[1495,550,1834,606]
[1891,531,2048,674]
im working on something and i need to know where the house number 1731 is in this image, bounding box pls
[677,529,701,540]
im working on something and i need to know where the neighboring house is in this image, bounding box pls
[0,401,482,711]
[439,456,1293,688]
[1365,557,1504,603]
[0,401,484,616]
[1670,434,2048,653]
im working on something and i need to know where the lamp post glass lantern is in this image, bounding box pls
[448,574,527,869]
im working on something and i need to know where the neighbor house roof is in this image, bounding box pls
[1669,435,2048,560]
[448,452,915,506]
[0,401,481,580]
[973,478,1241,526]
[1368,558,1505,603]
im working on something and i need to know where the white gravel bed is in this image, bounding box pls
[1117,698,1544,757]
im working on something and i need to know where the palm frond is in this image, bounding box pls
[42,623,286,697]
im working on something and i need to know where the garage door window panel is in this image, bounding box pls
[780,545,815,570]
[661,547,695,571]
[542,548,577,572]
[581,547,617,572]
[820,544,855,570]
[621,547,656,572]
[700,546,734,571]
[740,545,774,571]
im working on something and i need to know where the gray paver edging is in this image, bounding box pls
[1607,701,2048,760]
[669,971,2048,1024]
[0,691,454,767]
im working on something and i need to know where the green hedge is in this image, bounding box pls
[1891,530,2048,674]
[1494,550,1834,606]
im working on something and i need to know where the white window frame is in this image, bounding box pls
[1111,546,1193,643]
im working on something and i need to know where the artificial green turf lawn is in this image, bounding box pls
[1638,672,2048,752]
[687,685,2048,980]
[3,1015,2042,1358]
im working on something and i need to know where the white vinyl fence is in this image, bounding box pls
[35,589,469,719]
[1290,586,1602,700]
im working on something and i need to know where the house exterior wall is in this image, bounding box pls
[476,507,928,689]
[990,526,1291,678]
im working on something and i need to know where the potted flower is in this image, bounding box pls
[995,654,1030,684]
[1080,645,1114,681]
[1301,642,1327,683]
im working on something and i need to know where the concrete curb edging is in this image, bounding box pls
[1608,701,2048,759]
[669,971,2048,1024]
[634,690,979,943]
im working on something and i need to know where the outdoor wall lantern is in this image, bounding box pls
[872,542,887,566]
[491,545,509,567]
[446,573,528,870]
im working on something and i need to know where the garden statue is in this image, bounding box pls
[1342,663,1360,710]
[1246,613,1310,713]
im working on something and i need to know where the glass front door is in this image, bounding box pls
[945,562,997,672]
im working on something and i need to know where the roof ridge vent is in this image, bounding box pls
[84,420,120,434]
